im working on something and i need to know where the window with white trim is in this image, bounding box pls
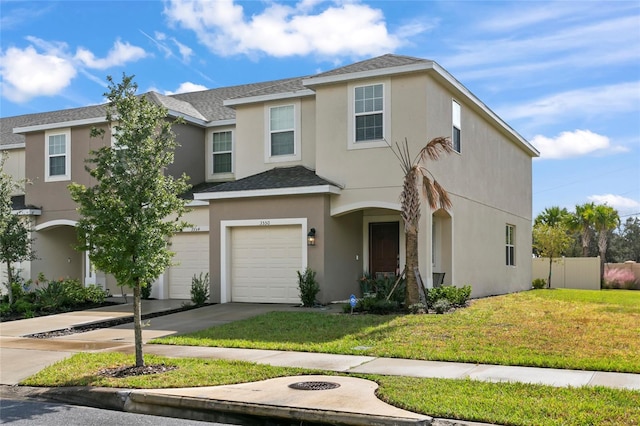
[355,84,384,142]
[452,100,461,153]
[212,131,233,174]
[264,102,301,163]
[506,224,515,266]
[45,128,71,182]
[270,105,295,156]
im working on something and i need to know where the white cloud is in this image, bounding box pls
[163,0,409,58]
[165,82,208,95]
[501,82,640,124]
[0,45,77,102]
[1,37,148,103]
[75,39,147,70]
[587,194,640,217]
[531,129,628,160]
[171,38,194,63]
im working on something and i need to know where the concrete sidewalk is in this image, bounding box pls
[2,300,639,426]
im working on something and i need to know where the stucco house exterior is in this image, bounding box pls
[0,54,539,303]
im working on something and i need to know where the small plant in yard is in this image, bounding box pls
[297,267,320,307]
[602,268,638,290]
[141,282,152,299]
[433,298,451,314]
[426,285,471,308]
[408,302,427,314]
[190,272,210,306]
[532,278,546,289]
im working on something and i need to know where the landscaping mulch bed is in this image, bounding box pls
[99,363,179,377]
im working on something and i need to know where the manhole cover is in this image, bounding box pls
[288,381,341,391]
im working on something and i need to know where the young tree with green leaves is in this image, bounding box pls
[0,153,35,304]
[532,222,572,288]
[391,137,453,306]
[69,75,190,367]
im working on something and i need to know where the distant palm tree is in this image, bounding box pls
[391,137,453,306]
[594,204,620,281]
[535,206,570,227]
[567,202,596,257]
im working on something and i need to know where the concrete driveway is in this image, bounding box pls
[0,300,310,385]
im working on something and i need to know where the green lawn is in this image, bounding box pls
[23,352,640,426]
[22,289,640,426]
[153,289,640,373]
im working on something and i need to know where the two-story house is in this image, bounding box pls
[0,54,538,303]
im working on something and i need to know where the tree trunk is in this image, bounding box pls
[547,256,553,289]
[5,260,13,305]
[133,280,144,367]
[405,229,420,305]
[598,233,607,285]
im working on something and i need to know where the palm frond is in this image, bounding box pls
[417,137,453,163]
[433,179,452,211]
[422,174,438,210]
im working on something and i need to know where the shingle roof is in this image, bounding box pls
[195,166,340,193]
[0,54,428,147]
[311,54,428,79]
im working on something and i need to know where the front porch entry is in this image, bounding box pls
[369,222,399,278]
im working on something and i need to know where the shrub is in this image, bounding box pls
[433,298,451,314]
[357,273,405,304]
[13,298,35,315]
[426,285,471,308]
[141,282,152,299]
[603,268,638,290]
[84,285,107,304]
[297,267,320,307]
[35,281,69,312]
[532,278,547,289]
[62,280,86,306]
[408,302,427,314]
[0,302,11,316]
[350,296,402,314]
[191,272,210,306]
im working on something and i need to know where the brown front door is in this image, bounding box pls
[369,222,399,276]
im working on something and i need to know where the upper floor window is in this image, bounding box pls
[348,80,390,150]
[355,84,383,142]
[506,224,515,266]
[269,105,295,156]
[212,131,233,174]
[45,128,71,182]
[264,101,301,163]
[452,100,461,153]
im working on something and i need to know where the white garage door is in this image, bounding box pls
[231,225,302,304]
[169,232,209,299]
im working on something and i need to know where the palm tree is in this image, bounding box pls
[391,137,453,306]
[567,202,596,256]
[594,204,620,281]
[535,206,570,227]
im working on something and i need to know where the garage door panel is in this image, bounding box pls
[231,225,302,304]
[169,233,209,299]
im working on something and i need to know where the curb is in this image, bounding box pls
[2,385,432,426]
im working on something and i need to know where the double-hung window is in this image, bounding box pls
[270,105,295,156]
[452,100,461,153]
[506,224,515,266]
[45,128,71,182]
[355,84,383,142]
[212,131,233,174]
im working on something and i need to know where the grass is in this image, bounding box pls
[153,289,640,373]
[22,352,640,426]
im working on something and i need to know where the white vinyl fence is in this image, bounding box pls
[532,257,600,290]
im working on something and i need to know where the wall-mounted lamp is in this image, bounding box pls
[307,228,316,246]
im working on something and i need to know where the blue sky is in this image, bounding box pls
[1,0,639,220]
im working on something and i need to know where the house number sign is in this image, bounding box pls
[259,220,271,226]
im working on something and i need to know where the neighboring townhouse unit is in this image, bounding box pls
[0,54,539,303]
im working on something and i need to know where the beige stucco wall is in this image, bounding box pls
[30,225,82,282]
[311,71,533,297]
[1,147,26,195]
[233,96,316,179]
